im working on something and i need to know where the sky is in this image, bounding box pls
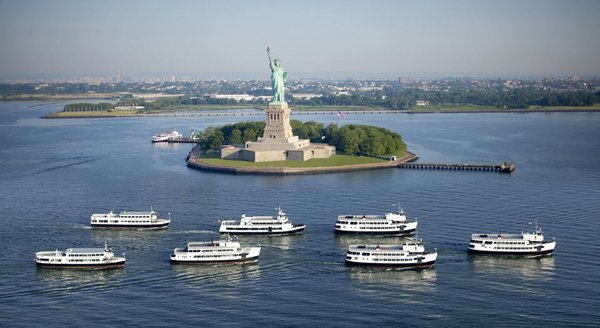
[0,0,599,80]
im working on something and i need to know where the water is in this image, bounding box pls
[1,102,599,327]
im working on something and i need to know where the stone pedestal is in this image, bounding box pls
[220,102,335,162]
[261,102,294,140]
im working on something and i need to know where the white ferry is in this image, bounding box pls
[170,235,261,264]
[151,129,182,142]
[468,222,556,256]
[335,207,417,234]
[90,208,170,229]
[219,208,305,235]
[35,241,126,269]
[345,241,437,268]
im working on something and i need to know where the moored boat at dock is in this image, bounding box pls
[468,222,556,256]
[151,129,183,142]
[35,241,125,269]
[219,207,305,235]
[170,235,261,264]
[345,240,437,268]
[335,205,417,234]
[91,208,170,229]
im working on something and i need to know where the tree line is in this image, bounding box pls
[195,120,405,157]
[292,89,600,109]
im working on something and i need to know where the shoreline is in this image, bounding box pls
[40,107,600,119]
[186,145,418,175]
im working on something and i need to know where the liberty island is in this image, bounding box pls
[218,46,335,162]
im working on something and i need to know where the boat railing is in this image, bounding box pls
[349,244,423,251]
[220,220,237,225]
[471,233,535,240]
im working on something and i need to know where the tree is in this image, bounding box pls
[209,130,224,149]
[229,129,243,145]
[242,128,257,142]
[340,129,360,155]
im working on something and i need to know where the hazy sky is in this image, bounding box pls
[1,0,599,79]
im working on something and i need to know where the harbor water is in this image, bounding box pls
[0,102,599,327]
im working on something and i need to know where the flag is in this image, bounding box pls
[337,110,346,118]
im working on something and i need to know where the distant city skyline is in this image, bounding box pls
[1,0,599,81]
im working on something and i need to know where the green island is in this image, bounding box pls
[194,120,406,158]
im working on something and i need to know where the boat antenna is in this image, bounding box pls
[104,241,109,252]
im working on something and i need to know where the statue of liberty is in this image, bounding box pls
[267,46,287,104]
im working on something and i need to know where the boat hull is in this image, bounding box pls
[468,249,554,256]
[345,259,436,268]
[91,222,170,229]
[35,260,125,269]
[334,228,416,235]
[170,255,259,264]
[220,225,305,235]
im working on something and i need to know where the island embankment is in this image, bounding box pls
[186,145,418,175]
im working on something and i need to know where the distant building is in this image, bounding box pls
[291,93,322,100]
[415,100,429,106]
[203,93,255,102]
[399,77,411,85]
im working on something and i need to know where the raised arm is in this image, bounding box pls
[267,46,273,65]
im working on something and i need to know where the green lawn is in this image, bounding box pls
[412,104,600,112]
[199,154,389,168]
[46,110,138,117]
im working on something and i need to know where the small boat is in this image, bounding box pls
[35,241,125,269]
[345,240,437,268]
[335,205,417,234]
[152,129,182,142]
[170,235,260,264]
[219,207,305,235]
[91,208,170,229]
[468,221,556,256]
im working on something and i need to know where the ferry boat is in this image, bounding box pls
[219,208,305,235]
[335,206,417,234]
[90,208,170,229]
[35,241,126,269]
[345,241,437,268]
[151,129,182,142]
[468,222,556,256]
[170,235,261,264]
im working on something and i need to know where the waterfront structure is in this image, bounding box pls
[468,222,556,256]
[335,206,417,234]
[91,208,170,229]
[219,207,305,235]
[170,235,261,264]
[345,241,437,268]
[35,241,126,269]
[220,47,335,162]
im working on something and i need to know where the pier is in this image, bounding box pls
[167,137,198,143]
[397,162,516,174]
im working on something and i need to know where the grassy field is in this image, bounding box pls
[45,110,138,118]
[199,154,389,168]
[526,104,600,111]
[3,93,116,101]
[412,104,600,112]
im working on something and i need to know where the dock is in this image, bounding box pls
[167,137,198,143]
[397,162,516,174]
